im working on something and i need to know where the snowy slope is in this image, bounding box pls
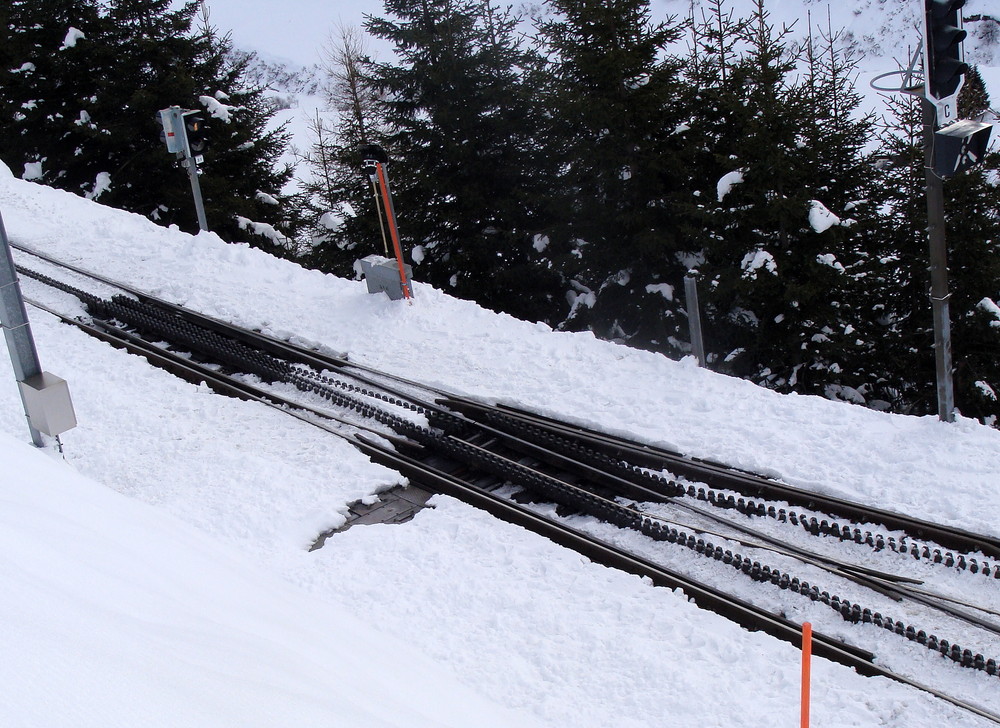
[0,437,547,728]
[2,159,1000,726]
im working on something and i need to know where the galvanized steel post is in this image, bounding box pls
[684,274,706,367]
[923,98,956,423]
[0,208,46,446]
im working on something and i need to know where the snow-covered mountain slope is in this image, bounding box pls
[2,155,1000,726]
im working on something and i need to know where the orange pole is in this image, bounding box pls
[801,622,812,728]
[375,162,412,300]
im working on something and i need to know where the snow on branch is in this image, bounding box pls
[717,169,745,202]
[199,95,239,123]
[741,249,777,279]
[60,28,85,50]
[978,298,1000,328]
[236,216,289,248]
[816,253,845,273]
[808,200,841,233]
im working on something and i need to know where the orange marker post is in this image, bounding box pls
[801,622,812,728]
[375,161,412,301]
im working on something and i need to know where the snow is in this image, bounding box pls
[235,215,288,247]
[199,94,238,123]
[809,199,842,233]
[22,161,43,181]
[717,168,745,202]
[741,248,778,279]
[0,437,535,728]
[85,171,111,201]
[817,252,846,273]
[318,209,343,232]
[979,297,1000,327]
[7,0,1000,718]
[3,161,1000,727]
[645,282,675,301]
[59,27,85,51]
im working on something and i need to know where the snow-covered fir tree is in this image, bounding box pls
[0,0,295,251]
[535,0,692,349]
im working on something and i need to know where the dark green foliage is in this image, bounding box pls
[0,0,295,252]
[858,69,1000,422]
[680,1,880,398]
[347,0,560,321]
[535,0,693,349]
[0,0,108,192]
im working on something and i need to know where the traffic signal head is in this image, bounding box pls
[359,143,389,177]
[183,112,207,156]
[924,0,969,115]
[158,107,186,154]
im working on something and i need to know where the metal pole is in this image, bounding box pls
[684,274,706,367]
[185,156,209,233]
[0,208,46,446]
[922,98,956,423]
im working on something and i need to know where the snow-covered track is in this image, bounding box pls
[13,246,1000,725]
[445,397,1000,563]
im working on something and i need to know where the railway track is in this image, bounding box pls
[12,242,1000,725]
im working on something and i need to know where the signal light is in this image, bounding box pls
[924,0,968,121]
[183,112,207,156]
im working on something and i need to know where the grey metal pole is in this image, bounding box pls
[684,274,706,367]
[185,156,209,233]
[922,98,956,423]
[0,208,46,446]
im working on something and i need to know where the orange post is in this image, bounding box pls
[801,622,812,728]
[375,162,412,300]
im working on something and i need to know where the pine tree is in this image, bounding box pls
[535,0,692,349]
[935,68,1000,422]
[361,0,559,320]
[681,1,878,397]
[0,0,107,190]
[0,0,296,251]
[860,65,1000,423]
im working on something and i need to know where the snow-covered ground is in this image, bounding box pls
[3,147,1000,727]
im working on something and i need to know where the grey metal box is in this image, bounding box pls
[18,372,77,437]
[359,255,414,301]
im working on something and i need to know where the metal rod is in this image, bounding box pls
[374,162,411,300]
[185,156,209,233]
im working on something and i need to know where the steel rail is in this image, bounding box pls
[351,433,1000,727]
[19,251,1000,722]
[446,398,1000,560]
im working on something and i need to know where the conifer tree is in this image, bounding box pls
[359,0,558,320]
[861,66,1000,422]
[0,0,295,252]
[681,1,877,397]
[0,0,107,191]
[536,0,692,349]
